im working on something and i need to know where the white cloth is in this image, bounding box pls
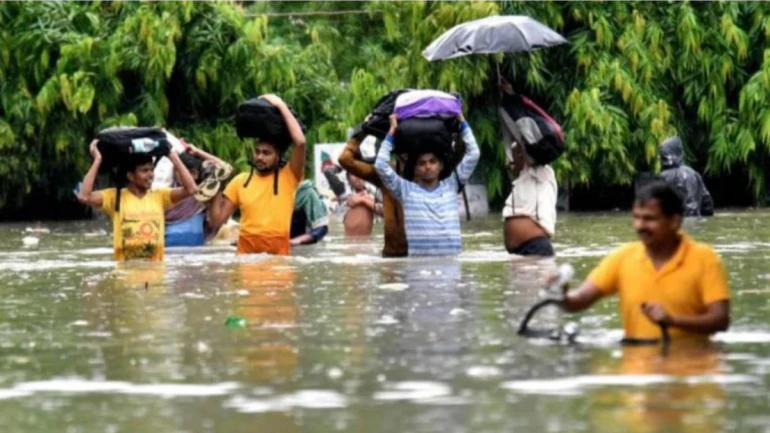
[502,165,557,236]
[152,130,188,189]
[394,89,455,108]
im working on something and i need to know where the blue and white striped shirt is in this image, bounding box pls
[374,121,481,256]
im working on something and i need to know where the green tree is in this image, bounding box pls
[1,1,769,219]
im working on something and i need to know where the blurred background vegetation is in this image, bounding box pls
[1,1,769,219]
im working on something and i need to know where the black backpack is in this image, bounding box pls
[360,89,460,159]
[235,98,306,153]
[360,89,412,139]
[356,91,471,218]
[93,126,170,211]
[500,94,565,166]
[394,117,458,159]
[95,126,170,172]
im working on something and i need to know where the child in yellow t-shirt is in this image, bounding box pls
[77,140,198,261]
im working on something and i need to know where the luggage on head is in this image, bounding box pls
[393,117,455,158]
[360,89,412,140]
[93,126,171,211]
[359,89,463,159]
[95,126,170,172]
[359,88,471,219]
[393,89,463,121]
[235,97,306,154]
[392,89,462,157]
[499,94,564,166]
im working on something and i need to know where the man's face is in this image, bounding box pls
[254,143,279,172]
[632,199,681,248]
[414,153,442,184]
[347,173,365,192]
[127,162,155,191]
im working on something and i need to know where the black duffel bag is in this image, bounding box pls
[360,89,412,140]
[235,98,306,153]
[93,126,170,211]
[95,126,170,172]
[394,117,457,156]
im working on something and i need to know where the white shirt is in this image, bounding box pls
[502,165,557,236]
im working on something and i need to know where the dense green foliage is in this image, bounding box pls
[1,1,769,218]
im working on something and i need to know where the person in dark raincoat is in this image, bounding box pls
[659,137,714,217]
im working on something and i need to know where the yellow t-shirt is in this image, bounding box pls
[588,234,730,340]
[101,188,173,261]
[223,165,301,253]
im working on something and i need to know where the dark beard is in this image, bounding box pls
[255,165,276,174]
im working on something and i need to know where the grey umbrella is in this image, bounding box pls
[422,15,567,61]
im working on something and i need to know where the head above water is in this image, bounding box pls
[414,151,444,185]
[510,140,532,175]
[253,141,282,173]
[346,171,365,192]
[177,152,203,184]
[122,154,154,192]
[632,181,684,248]
[659,136,684,169]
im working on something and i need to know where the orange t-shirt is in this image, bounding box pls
[223,165,301,255]
[588,234,730,340]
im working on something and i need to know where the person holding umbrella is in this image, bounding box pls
[423,15,567,257]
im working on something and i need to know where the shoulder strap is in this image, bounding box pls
[110,170,122,212]
[455,168,471,222]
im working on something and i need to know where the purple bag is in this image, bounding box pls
[394,90,463,120]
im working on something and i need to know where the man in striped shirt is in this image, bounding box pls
[375,114,480,256]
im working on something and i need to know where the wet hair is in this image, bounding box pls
[634,181,684,217]
[120,154,153,176]
[414,151,447,170]
[255,141,281,155]
[179,152,203,182]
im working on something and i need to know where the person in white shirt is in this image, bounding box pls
[502,139,557,257]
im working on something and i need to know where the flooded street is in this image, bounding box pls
[1,212,769,433]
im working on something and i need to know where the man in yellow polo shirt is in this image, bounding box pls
[559,181,730,341]
[208,94,305,255]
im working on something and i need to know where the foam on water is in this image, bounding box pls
[291,254,386,265]
[714,242,770,253]
[0,260,116,272]
[0,379,240,399]
[460,231,495,238]
[223,390,348,413]
[458,251,519,263]
[373,381,452,401]
[378,283,409,291]
[713,331,770,344]
[71,247,115,256]
[556,245,617,258]
[466,365,503,378]
[501,373,756,395]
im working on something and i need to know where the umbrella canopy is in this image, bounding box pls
[422,15,567,61]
